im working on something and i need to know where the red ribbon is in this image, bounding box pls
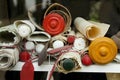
[20,60,34,80]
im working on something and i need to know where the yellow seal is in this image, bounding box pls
[89,37,117,64]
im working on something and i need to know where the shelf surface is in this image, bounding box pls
[11,61,120,73]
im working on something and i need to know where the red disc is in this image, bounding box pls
[43,13,65,36]
[19,51,30,62]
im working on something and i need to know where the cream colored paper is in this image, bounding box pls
[0,48,19,70]
[27,31,51,42]
[56,51,82,74]
[74,17,110,40]
[14,20,35,38]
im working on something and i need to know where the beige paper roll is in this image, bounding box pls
[56,51,82,74]
[50,34,67,48]
[0,25,21,46]
[0,48,19,70]
[74,17,110,40]
[27,31,51,42]
[14,20,35,38]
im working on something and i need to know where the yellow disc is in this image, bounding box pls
[89,37,117,64]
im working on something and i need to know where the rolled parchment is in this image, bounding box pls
[14,20,35,38]
[43,3,72,35]
[56,51,82,74]
[27,31,51,42]
[74,17,110,40]
[50,34,67,48]
[0,25,20,46]
[0,48,19,70]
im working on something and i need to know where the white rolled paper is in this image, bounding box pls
[73,38,86,51]
[35,44,45,53]
[50,34,67,48]
[74,17,110,40]
[57,51,82,74]
[0,48,19,70]
[53,40,64,49]
[27,31,51,42]
[14,20,35,38]
[0,25,21,46]
[25,41,35,50]
[17,24,31,38]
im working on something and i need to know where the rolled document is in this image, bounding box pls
[0,25,21,46]
[56,51,82,74]
[14,20,35,38]
[74,17,110,40]
[0,48,19,70]
[27,31,51,42]
[50,34,67,48]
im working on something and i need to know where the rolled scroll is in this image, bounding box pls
[74,17,110,40]
[27,31,51,42]
[56,51,82,74]
[0,25,20,46]
[43,3,72,35]
[14,20,35,38]
[0,48,19,70]
[49,34,67,48]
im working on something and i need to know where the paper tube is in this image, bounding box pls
[0,25,21,46]
[74,17,110,40]
[0,48,19,70]
[27,31,51,42]
[56,51,82,74]
[14,20,35,38]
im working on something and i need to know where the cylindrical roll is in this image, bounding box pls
[56,51,82,74]
[89,37,117,64]
[14,20,35,38]
[43,3,72,36]
[0,25,21,46]
[50,34,67,48]
[0,48,19,70]
[27,31,51,42]
[74,17,100,40]
[74,17,110,40]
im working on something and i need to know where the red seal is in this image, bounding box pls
[19,51,30,62]
[43,13,65,36]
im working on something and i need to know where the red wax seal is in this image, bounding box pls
[67,35,75,44]
[43,13,65,36]
[81,54,93,66]
[19,51,30,62]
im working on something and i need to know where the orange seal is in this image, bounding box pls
[89,37,118,64]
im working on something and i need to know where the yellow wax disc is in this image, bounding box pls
[89,37,117,64]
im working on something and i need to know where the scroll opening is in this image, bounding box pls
[86,26,100,39]
[0,57,9,64]
[0,31,15,43]
[30,34,49,40]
